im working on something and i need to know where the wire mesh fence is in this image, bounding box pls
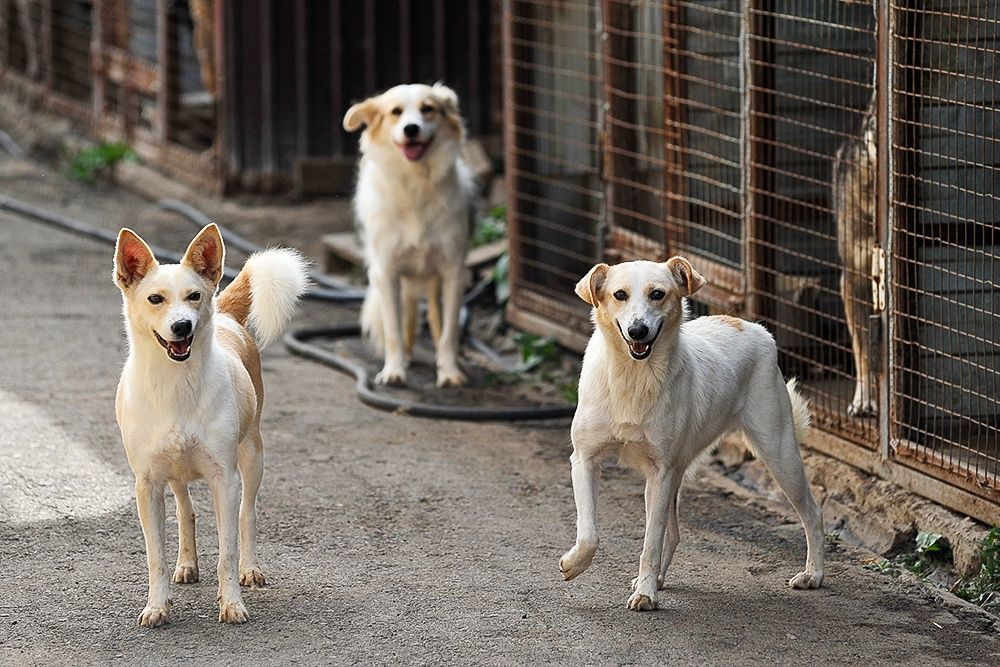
[504,0,1000,517]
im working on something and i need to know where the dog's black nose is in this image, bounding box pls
[403,123,420,138]
[171,320,193,337]
[628,323,649,341]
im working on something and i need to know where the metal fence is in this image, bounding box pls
[503,0,1000,524]
[0,1,497,193]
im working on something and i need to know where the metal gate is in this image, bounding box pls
[503,0,1000,523]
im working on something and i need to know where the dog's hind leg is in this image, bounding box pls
[209,471,250,623]
[136,478,172,628]
[435,267,467,387]
[237,430,265,588]
[559,450,601,582]
[741,388,825,590]
[426,275,443,349]
[170,481,199,583]
[627,468,676,611]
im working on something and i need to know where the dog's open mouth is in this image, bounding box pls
[154,331,194,362]
[616,321,661,361]
[400,140,430,161]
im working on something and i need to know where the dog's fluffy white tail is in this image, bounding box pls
[218,248,310,349]
[785,378,812,445]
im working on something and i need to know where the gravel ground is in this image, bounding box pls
[1,153,998,666]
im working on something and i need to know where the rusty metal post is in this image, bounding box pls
[876,0,893,461]
[661,0,685,257]
[500,0,522,299]
[156,0,171,144]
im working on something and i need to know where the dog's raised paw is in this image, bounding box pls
[138,605,171,628]
[626,591,658,611]
[219,600,250,624]
[240,569,266,589]
[436,369,468,388]
[788,570,824,590]
[559,544,596,581]
[173,565,199,584]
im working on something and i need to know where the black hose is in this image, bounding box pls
[2,193,575,421]
[285,326,575,420]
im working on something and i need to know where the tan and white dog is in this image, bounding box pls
[113,224,308,627]
[559,258,825,611]
[343,83,474,387]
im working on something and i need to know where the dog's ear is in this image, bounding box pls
[343,98,378,132]
[664,256,706,296]
[114,228,158,290]
[431,82,463,132]
[575,263,610,307]
[182,223,225,287]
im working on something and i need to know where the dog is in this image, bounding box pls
[832,89,878,418]
[343,82,474,387]
[113,224,308,627]
[559,258,825,611]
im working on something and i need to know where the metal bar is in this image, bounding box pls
[40,0,53,91]
[91,0,106,124]
[294,0,308,157]
[215,0,230,190]
[329,0,342,154]
[399,0,411,82]
[500,0,522,298]
[661,0,686,257]
[155,0,170,143]
[259,0,273,175]
[466,0,480,127]
[876,0,892,461]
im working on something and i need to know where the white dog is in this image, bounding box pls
[343,83,474,387]
[113,224,308,627]
[559,258,825,611]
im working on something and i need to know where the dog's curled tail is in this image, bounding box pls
[785,378,813,446]
[218,248,310,349]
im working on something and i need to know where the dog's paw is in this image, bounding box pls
[436,368,467,388]
[138,604,171,628]
[559,542,597,581]
[788,569,824,590]
[172,565,199,584]
[240,568,266,589]
[374,367,407,387]
[630,575,666,591]
[219,599,250,624]
[847,399,877,419]
[626,591,658,612]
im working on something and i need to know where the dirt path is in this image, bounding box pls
[1,154,997,665]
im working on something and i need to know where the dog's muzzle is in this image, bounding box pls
[399,137,432,161]
[154,330,194,362]
[617,320,662,361]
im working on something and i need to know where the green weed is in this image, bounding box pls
[955,526,1000,613]
[66,142,138,183]
[472,206,507,247]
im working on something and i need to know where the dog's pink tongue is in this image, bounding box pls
[169,339,191,356]
[631,341,649,355]
[402,142,427,161]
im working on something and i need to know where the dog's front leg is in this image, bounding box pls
[628,468,674,611]
[135,478,171,628]
[435,267,467,387]
[210,471,249,624]
[372,269,407,386]
[559,450,600,580]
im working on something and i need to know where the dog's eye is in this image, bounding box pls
[187,291,201,302]
[391,107,403,116]
[649,289,665,301]
[147,294,164,305]
[420,104,435,114]
[613,290,628,301]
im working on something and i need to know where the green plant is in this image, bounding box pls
[472,206,507,247]
[66,142,138,183]
[900,531,952,578]
[556,379,579,404]
[493,252,510,305]
[955,526,1000,613]
[513,332,558,371]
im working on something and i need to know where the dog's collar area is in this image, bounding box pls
[399,138,432,161]
[154,330,194,362]
[615,320,661,360]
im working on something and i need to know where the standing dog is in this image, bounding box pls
[832,89,878,418]
[113,224,308,627]
[559,258,825,611]
[343,83,474,387]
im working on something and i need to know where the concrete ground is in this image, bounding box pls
[1,152,998,666]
